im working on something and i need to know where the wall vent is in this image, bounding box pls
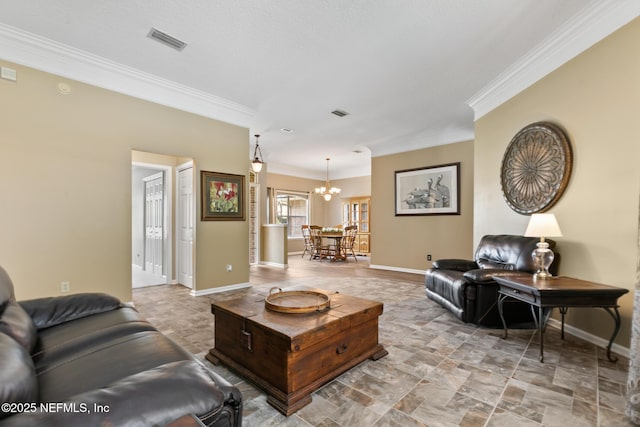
[331,109,349,117]
[147,28,187,51]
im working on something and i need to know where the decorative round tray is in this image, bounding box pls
[264,287,330,313]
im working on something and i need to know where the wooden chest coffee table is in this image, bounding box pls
[205,288,387,415]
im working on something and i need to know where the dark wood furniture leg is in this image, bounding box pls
[559,306,568,339]
[538,305,544,362]
[497,293,509,339]
[603,307,622,362]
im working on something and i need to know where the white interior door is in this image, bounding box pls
[144,172,164,277]
[177,166,194,288]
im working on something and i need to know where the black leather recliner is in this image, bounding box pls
[425,234,557,326]
[0,265,242,427]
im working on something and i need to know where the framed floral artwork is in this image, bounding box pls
[201,171,245,221]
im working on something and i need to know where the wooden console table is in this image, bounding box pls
[494,275,628,363]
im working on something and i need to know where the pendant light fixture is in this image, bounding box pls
[315,158,341,201]
[251,134,264,173]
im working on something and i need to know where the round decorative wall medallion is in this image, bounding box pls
[500,122,572,214]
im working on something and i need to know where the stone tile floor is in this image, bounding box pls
[132,257,631,426]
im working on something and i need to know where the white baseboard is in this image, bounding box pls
[259,261,289,269]
[546,318,630,360]
[369,264,425,275]
[189,282,251,296]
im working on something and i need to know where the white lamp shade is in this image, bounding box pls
[251,160,263,173]
[524,213,562,238]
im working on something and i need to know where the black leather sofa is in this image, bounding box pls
[425,234,556,326]
[0,266,242,427]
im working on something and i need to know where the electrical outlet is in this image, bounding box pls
[226,264,233,272]
[427,254,432,261]
[61,281,70,293]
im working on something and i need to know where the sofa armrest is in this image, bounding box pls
[0,360,241,427]
[431,259,477,272]
[463,269,528,284]
[18,293,122,330]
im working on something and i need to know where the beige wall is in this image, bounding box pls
[0,61,249,302]
[474,18,640,347]
[371,140,474,271]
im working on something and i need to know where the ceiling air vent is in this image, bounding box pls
[331,109,349,117]
[147,28,187,51]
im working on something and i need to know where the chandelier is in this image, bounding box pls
[315,158,341,201]
[251,134,264,173]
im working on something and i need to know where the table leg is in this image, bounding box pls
[497,293,508,339]
[538,305,544,362]
[335,238,343,261]
[530,305,538,329]
[602,307,622,363]
[558,307,568,340]
[329,237,345,262]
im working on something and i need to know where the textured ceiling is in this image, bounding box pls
[0,0,620,179]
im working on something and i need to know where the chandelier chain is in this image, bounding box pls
[315,157,341,201]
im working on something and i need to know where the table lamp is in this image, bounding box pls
[524,213,562,280]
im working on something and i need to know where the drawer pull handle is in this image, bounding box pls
[240,330,253,352]
[336,344,348,354]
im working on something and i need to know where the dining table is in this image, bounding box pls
[319,230,346,262]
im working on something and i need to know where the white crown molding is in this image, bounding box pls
[467,0,640,120]
[367,128,474,158]
[0,23,255,128]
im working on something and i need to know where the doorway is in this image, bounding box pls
[131,151,196,290]
[132,164,171,288]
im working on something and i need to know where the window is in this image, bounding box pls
[269,190,309,238]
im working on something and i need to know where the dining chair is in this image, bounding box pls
[308,225,326,260]
[341,225,358,261]
[301,225,313,259]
